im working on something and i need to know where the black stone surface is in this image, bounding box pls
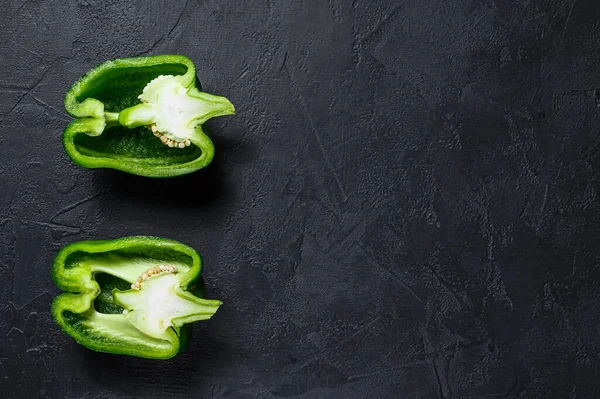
[1,0,600,398]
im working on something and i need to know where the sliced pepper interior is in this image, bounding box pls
[63,55,235,177]
[119,74,234,146]
[51,237,221,359]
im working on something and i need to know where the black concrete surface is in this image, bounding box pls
[1,0,600,398]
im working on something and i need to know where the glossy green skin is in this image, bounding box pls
[51,236,221,359]
[63,55,233,177]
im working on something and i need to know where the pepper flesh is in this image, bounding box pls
[51,236,222,359]
[63,55,235,177]
[120,74,233,145]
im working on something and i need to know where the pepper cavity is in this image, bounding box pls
[130,264,178,290]
[146,125,191,148]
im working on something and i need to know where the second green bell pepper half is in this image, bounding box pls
[63,55,235,177]
[51,236,222,359]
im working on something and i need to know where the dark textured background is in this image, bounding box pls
[1,0,600,398]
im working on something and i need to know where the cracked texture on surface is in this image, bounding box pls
[2,0,600,397]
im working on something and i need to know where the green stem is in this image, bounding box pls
[105,112,120,126]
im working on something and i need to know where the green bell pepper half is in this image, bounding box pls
[63,55,235,177]
[51,236,222,359]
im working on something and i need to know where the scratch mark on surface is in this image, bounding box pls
[331,315,382,349]
[386,224,470,310]
[422,333,447,399]
[26,344,49,354]
[331,135,360,151]
[32,96,71,121]
[432,358,446,399]
[279,51,288,71]
[530,57,546,106]
[16,291,51,311]
[358,243,424,304]
[8,218,17,308]
[231,64,250,86]
[11,0,30,16]
[537,183,549,226]
[359,3,404,44]
[9,39,42,58]
[557,0,577,48]
[51,191,109,222]
[361,47,395,75]
[290,214,308,276]
[6,65,53,115]
[136,36,165,56]
[0,357,7,379]
[347,360,430,381]
[326,219,363,251]
[30,221,81,234]
[168,0,190,37]
[469,12,487,31]
[283,64,348,202]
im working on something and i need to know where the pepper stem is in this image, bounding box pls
[105,111,120,126]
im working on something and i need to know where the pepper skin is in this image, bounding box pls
[51,236,222,359]
[63,55,235,177]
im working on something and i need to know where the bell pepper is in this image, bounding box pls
[51,236,222,359]
[63,55,235,177]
